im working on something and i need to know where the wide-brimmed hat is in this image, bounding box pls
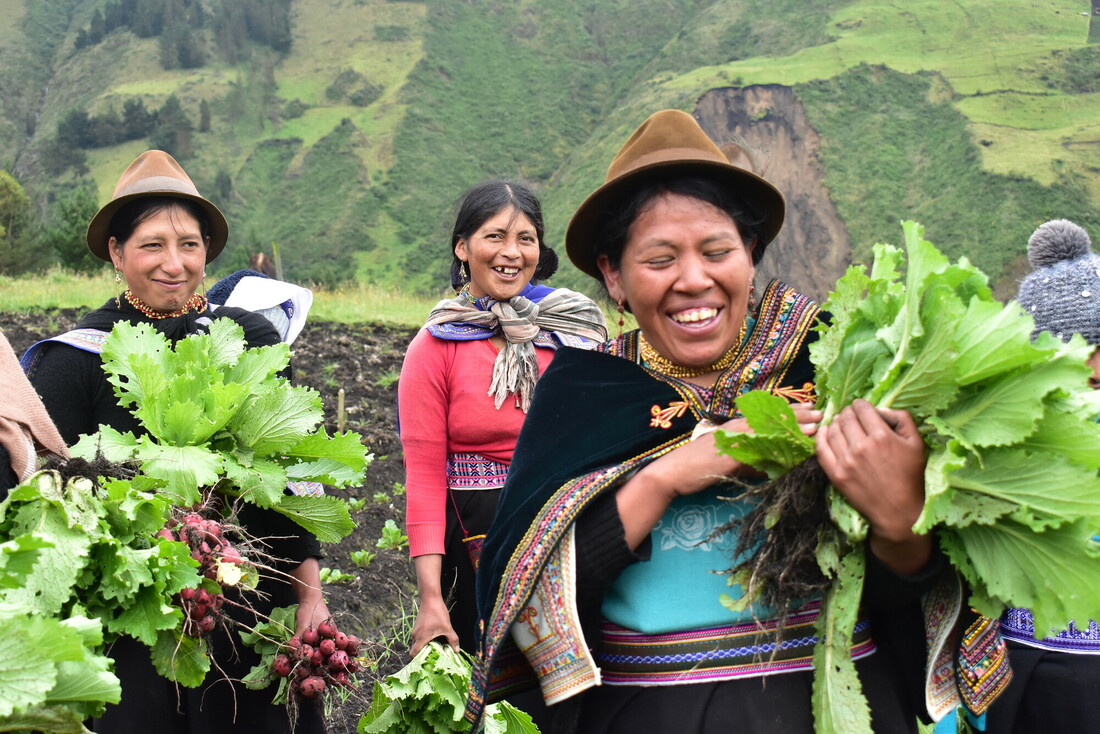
[565,109,785,279]
[86,150,228,263]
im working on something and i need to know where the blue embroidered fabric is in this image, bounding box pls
[1000,608,1100,653]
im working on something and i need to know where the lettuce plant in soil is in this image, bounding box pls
[0,319,371,728]
[715,221,1100,732]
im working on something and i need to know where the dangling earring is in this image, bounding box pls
[200,271,207,298]
[114,268,123,308]
[616,298,626,339]
[748,282,756,315]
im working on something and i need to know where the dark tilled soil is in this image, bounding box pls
[2,309,419,734]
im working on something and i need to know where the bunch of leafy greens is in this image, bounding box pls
[0,471,173,726]
[239,604,298,702]
[71,318,371,543]
[716,222,1100,733]
[359,642,539,734]
[0,319,373,722]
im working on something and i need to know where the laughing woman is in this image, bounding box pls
[23,150,326,734]
[398,180,607,658]
[466,112,971,733]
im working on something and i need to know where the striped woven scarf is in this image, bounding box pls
[424,287,606,411]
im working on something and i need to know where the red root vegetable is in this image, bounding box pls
[317,619,338,639]
[273,654,293,677]
[299,676,326,698]
[328,650,349,671]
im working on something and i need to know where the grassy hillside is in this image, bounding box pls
[546,0,1100,293]
[0,0,1097,300]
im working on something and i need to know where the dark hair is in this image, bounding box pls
[107,196,211,248]
[593,173,770,287]
[449,179,558,291]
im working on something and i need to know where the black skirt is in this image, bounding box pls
[442,487,500,652]
[983,641,1100,734]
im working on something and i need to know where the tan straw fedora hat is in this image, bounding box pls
[86,150,228,263]
[565,109,785,279]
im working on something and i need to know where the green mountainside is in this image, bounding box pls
[0,0,1097,297]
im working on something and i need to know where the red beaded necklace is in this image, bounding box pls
[123,290,208,320]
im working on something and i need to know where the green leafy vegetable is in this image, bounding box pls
[718,221,1100,732]
[0,318,374,721]
[240,604,298,703]
[72,319,370,538]
[375,519,408,551]
[359,642,539,734]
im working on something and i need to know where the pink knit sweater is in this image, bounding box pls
[398,328,555,556]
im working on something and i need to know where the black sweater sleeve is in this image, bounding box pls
[573,491,646,649]
[0,444,17,500]
[29,343,128,445]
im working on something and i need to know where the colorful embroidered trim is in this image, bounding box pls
[1000,608,1100,654]
[426,323,597,350]
[603,281,819,419]
[650,400,690,429]
[20,328,110,377]
[286,481,325,497]
[955,614,1012,715]
[597,603,874,685]
[923,571,965,721]
[447,452,509,491]
[711,281,820,415]
[509,529,602,704]
[426,322,496,340]
[772,382,816,404]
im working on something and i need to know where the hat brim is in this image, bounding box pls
[565,158,785,280]
[86,190,228,263]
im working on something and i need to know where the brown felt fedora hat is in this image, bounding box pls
[565,109,785,279]
[86,150,228,263]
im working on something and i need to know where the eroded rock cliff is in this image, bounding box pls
[696,86,850,303]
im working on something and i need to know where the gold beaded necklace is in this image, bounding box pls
[123,290,207,320]
[639,323,746,379]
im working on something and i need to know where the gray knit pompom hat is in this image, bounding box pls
[1017,219,1100,346]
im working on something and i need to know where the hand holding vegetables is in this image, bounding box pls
[816,399,931,575]
[716,221,1100,733]
[616,404,822,550]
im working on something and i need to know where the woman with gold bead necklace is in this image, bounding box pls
[24,150,327,734]
[468,111,950,733]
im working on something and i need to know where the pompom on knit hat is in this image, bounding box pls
[1016,219,1100,346]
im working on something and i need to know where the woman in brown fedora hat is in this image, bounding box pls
[466,111,959,733]
[24,150,327,734]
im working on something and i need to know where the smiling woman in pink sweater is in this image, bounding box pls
[397,179,606,656]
